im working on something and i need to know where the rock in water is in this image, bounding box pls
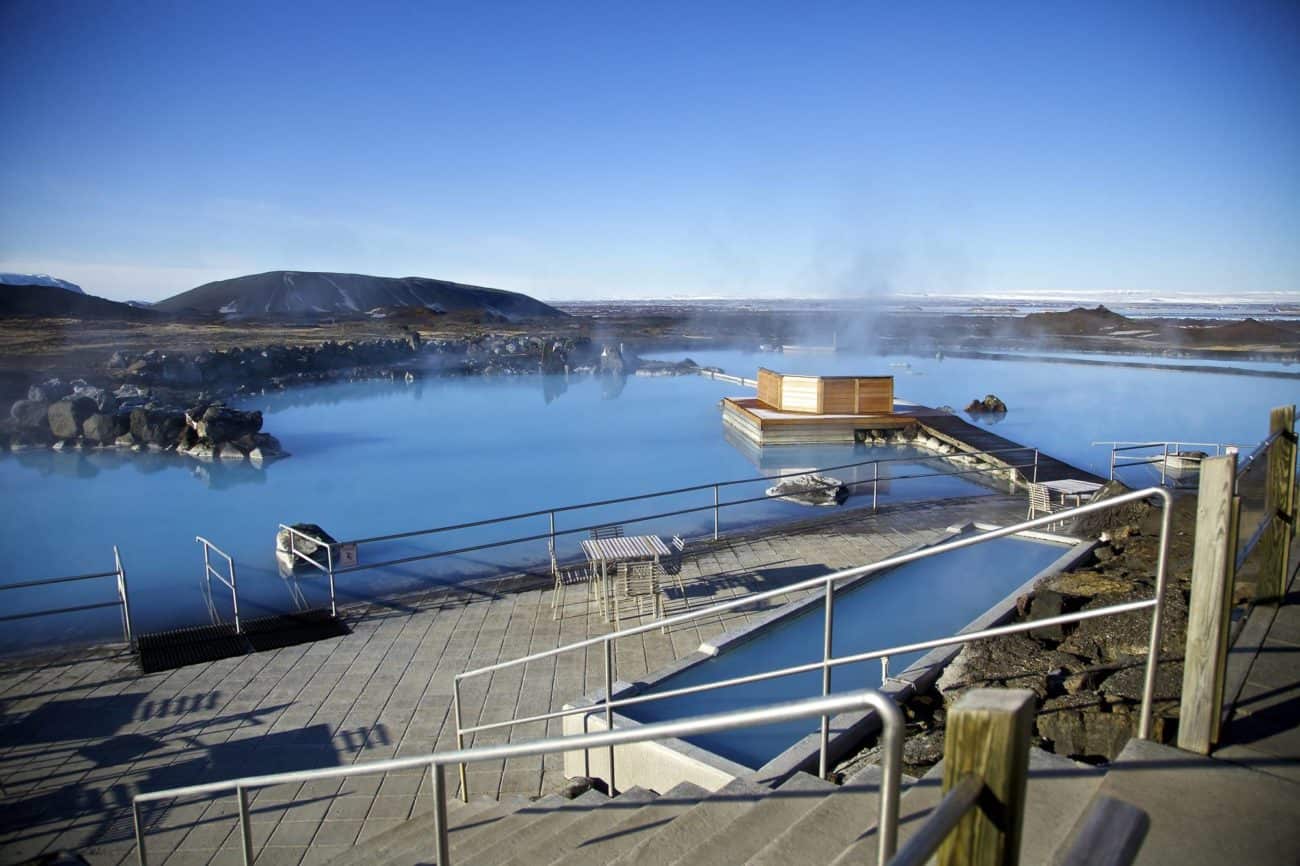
[9,399,49,430]
[765,474,849,507]
[47,397,97,439]
[276,523,339,570]
[186,405,262,441]
[964,394,1008,415]
[82,413,117,444]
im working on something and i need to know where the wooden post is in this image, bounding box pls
[1260,405,1297,603]
[938,689,1035,866]
[1177,454,1237,754]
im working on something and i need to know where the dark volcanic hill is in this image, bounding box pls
[153,270,567,318]
[0,282,159,320]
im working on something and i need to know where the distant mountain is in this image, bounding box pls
[153,270,567,318]
[0,282,158,319]
[0,272,85,294]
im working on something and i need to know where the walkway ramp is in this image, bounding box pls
[905,406,1107,485]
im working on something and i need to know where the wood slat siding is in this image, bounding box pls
[854,377,893,413]
[781,376,821,413]
[756,368,782,409]
[821,379,857,414]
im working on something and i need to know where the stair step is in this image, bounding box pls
[1059,737,1300,866]
[457,788,612,866]
[670,772,836,866]
[553,781,710,866]
[452,792,594,864]
[828,748,1105,866]
[491,787,658,866]
[610,777,771,866]
[322,793,534,866]
[748,762,898,866]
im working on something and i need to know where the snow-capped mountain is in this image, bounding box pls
[0,273,86,294]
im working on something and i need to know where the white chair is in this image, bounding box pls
[614,560,668,633]
[551,542,601,620]
[1027,483,1066,525]
[590,524,624,540]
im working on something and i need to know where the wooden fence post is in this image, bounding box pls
[1260,405,1297,603]
[938,689,1035,866]
[1178,454,1237,754]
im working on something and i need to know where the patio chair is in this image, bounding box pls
[1026,482,1067,525]
[613,560,668,633]
[590,524,624,540]
[550,541,601,620]
[661,534,692,608]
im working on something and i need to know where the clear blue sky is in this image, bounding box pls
[2,1,1297,302]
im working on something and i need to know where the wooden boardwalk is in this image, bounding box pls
[903,406,1108,485]
[0,494,1028,866]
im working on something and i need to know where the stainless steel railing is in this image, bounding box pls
[196,536,241,634]
[1095,439,1244,485]
[277,523,339,617]
[0,546,133,642]
[455,487,1173,795]
[131,689,904,866]
[267,444,1039,611]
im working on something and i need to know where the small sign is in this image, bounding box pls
[335,543,359,567]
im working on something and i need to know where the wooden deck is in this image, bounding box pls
[721,397,909,446]
[900,405,1107,485]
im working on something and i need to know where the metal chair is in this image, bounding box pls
[550,542,601,620]
[613,560,668,633]
[590,524,624,540]
[1026,483,1066,525]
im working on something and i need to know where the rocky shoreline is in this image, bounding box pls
[0,334,704,460]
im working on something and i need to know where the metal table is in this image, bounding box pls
[1040,478,1103,507]
[581,535,672,621]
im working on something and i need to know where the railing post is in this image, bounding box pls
[713,484,720,540]
[549,510,556,569]
[229,556,242,635]
[1109,446,1116,481]
[430,763,450,866]
[818,579,834,779]
[1178,453,1238,754]
[115,545,134,644]
[1160,443,1170,486]
[453,679,468,802]
[604,638,617,795]
[133,800,147,866]
[880,656,889,687]
[1261,405,1297,602]
[1138,490,1173,740]
[326,543,337,619]
[872,462,879,510]
[937,689,1035,866]
[236,786,254,866]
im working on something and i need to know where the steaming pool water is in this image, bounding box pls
[0,348,1294,653]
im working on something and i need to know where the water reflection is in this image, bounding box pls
[6,447,276,488]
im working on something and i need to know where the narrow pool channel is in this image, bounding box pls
[622,532,1077,768]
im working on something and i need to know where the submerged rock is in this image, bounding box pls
[765,473,849,507]
[964,394,1008,415]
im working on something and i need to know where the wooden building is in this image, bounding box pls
[723,369,903,446]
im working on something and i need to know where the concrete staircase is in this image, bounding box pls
[323,747,1108,866]
[322,736,1300,866]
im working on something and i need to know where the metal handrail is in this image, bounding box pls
[341,443,1037,547]
[131,689,904,866]
[196,536,241,634]
[277,524,338,617]
[0,547,132,642]
[455,487,1173,796]
[1097,438,1250,485]
[326,458,1037,580]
